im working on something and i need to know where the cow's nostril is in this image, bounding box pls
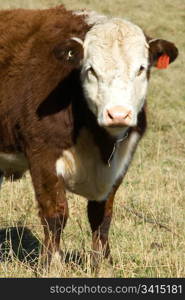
[123,111,130,119]
[107,111,114,120]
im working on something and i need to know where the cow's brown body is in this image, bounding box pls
[0,6,90,268]
[0,7,178,272]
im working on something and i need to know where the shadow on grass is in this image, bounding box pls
[0,226,40,266]
[0,226,84,268]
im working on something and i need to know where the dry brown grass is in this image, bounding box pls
[0,0,184,278]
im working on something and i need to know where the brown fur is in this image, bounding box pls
[0,6,89,153]
[0,6,90,269]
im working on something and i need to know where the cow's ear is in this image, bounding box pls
[147,38,178,69]
[53,38,83,65]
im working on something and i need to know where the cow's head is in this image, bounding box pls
[81,18,178,137]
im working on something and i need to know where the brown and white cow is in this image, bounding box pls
[0,7,178,271]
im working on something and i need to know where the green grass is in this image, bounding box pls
[0,0,184,277]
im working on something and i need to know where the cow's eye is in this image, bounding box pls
[137,65,145,76]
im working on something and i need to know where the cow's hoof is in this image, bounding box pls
[90,251,113,275]
[35,249,63,277]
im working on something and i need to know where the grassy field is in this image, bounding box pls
[0,0,184,278]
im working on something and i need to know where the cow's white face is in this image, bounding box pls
[81,19,149,137]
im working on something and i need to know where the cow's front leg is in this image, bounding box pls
[28,153,68,271]
[39,183,68,269]
[87,199,112,270]
[87,184,120,271]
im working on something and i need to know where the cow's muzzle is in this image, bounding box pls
[105,106,132,127]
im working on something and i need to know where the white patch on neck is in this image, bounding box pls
[56,128,140,201]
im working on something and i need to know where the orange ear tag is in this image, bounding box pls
[157,54,170,69]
